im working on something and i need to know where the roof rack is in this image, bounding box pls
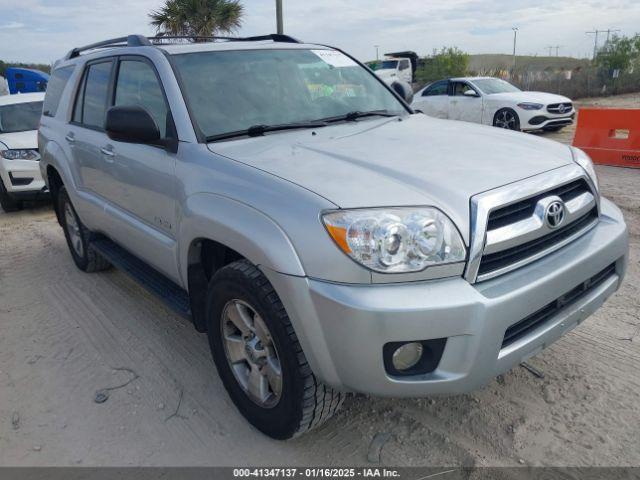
[64,35,152,60]
[149,33,301,44]
[63,33,301,60]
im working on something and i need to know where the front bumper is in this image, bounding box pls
[0,157,47,197]
[264,198,628,396]
[521,110,575,130]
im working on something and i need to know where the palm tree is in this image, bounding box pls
[150,0,244,38]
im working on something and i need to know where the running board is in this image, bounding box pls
[91,237,192,320]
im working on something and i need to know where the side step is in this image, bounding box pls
[91,237,192,320]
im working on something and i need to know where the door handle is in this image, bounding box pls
[65,133,75,143]
[100,146,115,161]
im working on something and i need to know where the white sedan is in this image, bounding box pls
[412,77,575,132]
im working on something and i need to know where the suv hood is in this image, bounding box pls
[0,130,38,150]
[486,91,572,104]
[209,114,574,241]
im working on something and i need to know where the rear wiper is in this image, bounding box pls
[206,121,328,142]
[320,110,400,123]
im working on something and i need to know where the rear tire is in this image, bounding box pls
[58,186,111,273]
[0,179,23,212]
[493,108,521,131]
[206,259,343,439]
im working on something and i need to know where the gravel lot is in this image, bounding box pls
[1,94,639,467]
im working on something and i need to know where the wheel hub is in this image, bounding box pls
[221,299,282,408]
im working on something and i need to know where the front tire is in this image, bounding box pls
[493,108,520,131]
[58,186,111,272]
[206,260,343,439]
[0,179,23,212]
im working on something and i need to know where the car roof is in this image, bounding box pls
[158,40,327,55]
[0,92,46,106]
[449,76,496,82]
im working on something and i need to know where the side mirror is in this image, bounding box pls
[391,80,414,104]
[463,89,479,97]
[105,105,161,145]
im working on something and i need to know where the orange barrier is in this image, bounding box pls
[572,108,640,169]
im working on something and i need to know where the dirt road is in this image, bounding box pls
[1,95,639,467]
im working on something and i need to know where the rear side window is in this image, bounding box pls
[114,60,169,138]
[43,66,74,117]
[422,81,448,96]
[73,61,113,129]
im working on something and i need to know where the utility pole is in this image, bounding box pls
[512,27,518,70]
[546,46,554,56]
[555,45,562,57]
[275,0,283,35]
[586,28,620,60]
[374,45,380,61]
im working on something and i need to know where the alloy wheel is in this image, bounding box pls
[221,299,283,408]
[495,110,517,130]
[64,202,84,258]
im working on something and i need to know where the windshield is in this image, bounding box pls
[171,48,406,140]
[472,78,521,95]
[0,101,43,133]
[380,60,399,69]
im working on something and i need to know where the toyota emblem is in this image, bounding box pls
[545,201,565,229]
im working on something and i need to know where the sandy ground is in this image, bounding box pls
[1,95,639,467]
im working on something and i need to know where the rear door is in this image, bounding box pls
[98,56,178,279]
[413,80,449,118]
[448,81,483,123]
[66,59,117,201]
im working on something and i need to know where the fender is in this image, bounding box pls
[178,192,306,287]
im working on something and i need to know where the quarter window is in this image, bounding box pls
[43,66,74,117]
[114,60,169,138]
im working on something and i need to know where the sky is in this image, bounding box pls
[1,0,639,65]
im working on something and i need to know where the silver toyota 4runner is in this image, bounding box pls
[39,34,628,439]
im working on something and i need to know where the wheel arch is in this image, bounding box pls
[179,193,306,332]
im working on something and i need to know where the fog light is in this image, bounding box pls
[392,342,423,371]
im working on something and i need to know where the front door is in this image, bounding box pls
[448,81,483,124]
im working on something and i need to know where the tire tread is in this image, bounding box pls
[222,259,343,437]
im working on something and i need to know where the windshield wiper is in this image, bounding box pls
[206,121,328,142]
[320,110,400,123]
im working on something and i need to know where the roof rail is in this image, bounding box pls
[148,33,301,44]
[62,33,301,61]
[64,34,152,60]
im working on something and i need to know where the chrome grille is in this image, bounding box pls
[547,102,573,114]
[465,165,600,283]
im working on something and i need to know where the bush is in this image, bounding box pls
[415,47,469,85]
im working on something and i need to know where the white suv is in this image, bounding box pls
[0,92,47,211]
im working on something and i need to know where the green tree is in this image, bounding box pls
[150,0,244,38]
[596,33,640,72]
[416,47,469,85]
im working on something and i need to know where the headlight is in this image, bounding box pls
[517,103,543,110]
[571,147,599,192]
[322,207,466,273]
[0,149,39,161]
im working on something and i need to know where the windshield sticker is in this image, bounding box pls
[312,50,358,68]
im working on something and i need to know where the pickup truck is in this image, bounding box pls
[39,34,628,440]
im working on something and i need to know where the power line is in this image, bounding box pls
[586,28,621,59]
